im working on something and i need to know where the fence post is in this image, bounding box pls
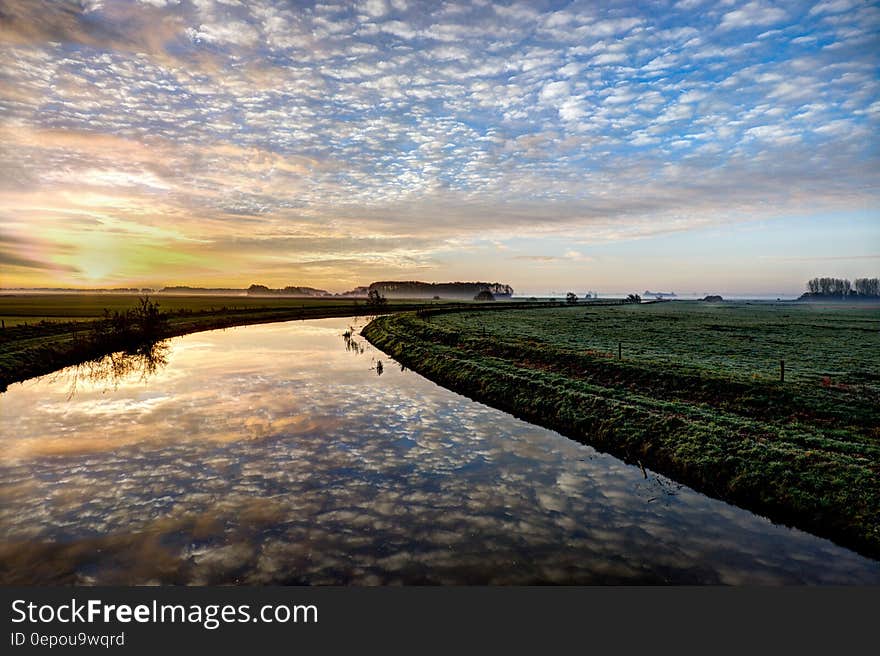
[780,359,785,383]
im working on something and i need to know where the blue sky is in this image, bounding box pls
[1,0,878,294]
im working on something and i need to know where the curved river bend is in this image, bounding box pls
[1,317,878,584]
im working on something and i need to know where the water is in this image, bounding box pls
[1,317,877,584]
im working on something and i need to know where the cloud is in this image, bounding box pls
[186,21,260,46]
[0,0,877,290]
[539,80,570,104]
[719,2,788,30]
[512,255,560,262]
[808,0,863,16]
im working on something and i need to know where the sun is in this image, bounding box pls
[78,256,114,282]
[73,234,122,284]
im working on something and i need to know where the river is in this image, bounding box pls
[1,317,877,584]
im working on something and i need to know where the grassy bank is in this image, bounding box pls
[362,301,880,559]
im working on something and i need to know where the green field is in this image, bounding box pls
[363,300,880,558]
[436,301,880,388]
[0,293,427,327]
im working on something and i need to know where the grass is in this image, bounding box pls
[0,293,433,327]
[362,300,880,559]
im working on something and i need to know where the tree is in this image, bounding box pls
[474,290,495,301]
[566,292,578,304]
[802,277,880,297]
[134,295,163,338]
[625,293,641,304]
[366,289,387,308]
[854,278,880,297]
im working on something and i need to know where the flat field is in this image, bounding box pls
[0,293,415,326]
[437,301,880,388]
[363,300,880,558]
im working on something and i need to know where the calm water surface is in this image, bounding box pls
[1,317,878,584]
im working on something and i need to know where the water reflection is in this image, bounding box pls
[1,318,878,584]
[60,340,170,399]
[341,327,365,355]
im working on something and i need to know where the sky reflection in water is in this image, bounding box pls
[1,318,878,584]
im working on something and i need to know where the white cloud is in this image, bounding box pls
[744,124,800,144]
[559,98,586,122]
[588,17,643,38]
[539,80,570,104]
[186,21,260,46]
[719,2,787,30]
[360,0,388,18]
[592,52,629,65]
[656,103,695,123]
[808,0,862,16]
[137,0,182,7]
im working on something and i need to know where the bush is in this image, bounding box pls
[91,295,167,349]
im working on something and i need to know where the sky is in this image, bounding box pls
[0,0,878,296]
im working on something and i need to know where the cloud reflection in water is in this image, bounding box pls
[1,318,878,584]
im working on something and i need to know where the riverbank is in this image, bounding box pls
[0,295,572,391]
[362,304,880,559]
[0,299,409,391]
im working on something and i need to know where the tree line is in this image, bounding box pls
[369,281,514,299]
[805,277,879,297]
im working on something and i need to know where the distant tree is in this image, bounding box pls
[566,292,578,304]
[474,290,495,301]
[802,277,878,297]
[854,278,880,297]
[625,293,642,304]
[367,289,387,308]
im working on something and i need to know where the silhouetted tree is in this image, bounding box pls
[566,292,578,304]
[90,295,167,349]
[802,277,880,297]
[367,289,387,308]
[474,290,495,301]
[854,278,880,297]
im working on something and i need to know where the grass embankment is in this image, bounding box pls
[363,302,880,559]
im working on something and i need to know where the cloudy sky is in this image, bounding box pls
[1,0,878,295]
